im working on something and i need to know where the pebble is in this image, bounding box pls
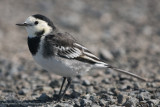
[133,82,140,90]
[117,94,123,104]
[70,91,81,98]
[123,97,139,107]
[86,86,94,93]
[37,93,52,101]
[49,80,60,89]
[147,99,160,106]
[18,90,25,95]
[74,99,81,107]
[99,49,114,61]
[89,94,99,103]
[101,93,111,101]
[137,94,144,101]
[92,104,101,107]
[117,94,128,105]
[139,91,151,100]
[101,78,110,84]
[80,99,92,106]
[99,99,108,106]
[82,80,91,86]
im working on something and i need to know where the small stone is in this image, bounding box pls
[71,91,81,98]
[74,99,81,107]
[137,94,144,101]
[89,95,99,103]
[101,78,110,84]
[49,80,60,89]
[110,88,120,96]
[35,85,43,91]
[99,49,114,61]
[139,91,151,100]
[101,94,111,101]
[117,94,123,104]
[123,97,139,107]
[80,99,92,106]
[82,80,91,86]
[146,82,157,88]
[37,93,52,101]
[18,90,25,95]
[55,105,62,107]
[86,86,94,93]
[133,82,140,90]
[139,101,149,107]
[92,104,101,107]
[99,99,108,106]
[147,99,160,106]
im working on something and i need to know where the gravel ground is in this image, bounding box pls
[0,0,160,107]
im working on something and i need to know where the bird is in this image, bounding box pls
[16,14,147,100]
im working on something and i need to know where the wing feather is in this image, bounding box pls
[45,33,107,65]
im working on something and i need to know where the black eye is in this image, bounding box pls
[34,21,39,25]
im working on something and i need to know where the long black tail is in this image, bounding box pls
[107,65,147,82]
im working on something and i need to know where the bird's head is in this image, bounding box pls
[16,14,56,38]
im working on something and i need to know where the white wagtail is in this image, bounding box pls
[16,14,146,100]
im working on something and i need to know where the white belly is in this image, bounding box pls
[33,53,78,77]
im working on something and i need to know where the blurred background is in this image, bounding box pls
[0,0,160,106]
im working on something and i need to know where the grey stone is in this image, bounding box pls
[133,82,140,90]
[37,93,51,101]
[147,99,160,106]
[49,80,60,88]
[101,78,111,84]
[74,99,81,107]
[139,91,151,100]
[123,97,139,107]
[101,94,111,101]
[99,49,114,61]
[89,95,99,103]
[137,94,144,101]
[70,91,80,98]
[82,80,91,86]
[18,90,25,95]
[92,104,101,107]
[99,99,108,106]
[80,99,92,106]
[117,94,124,104]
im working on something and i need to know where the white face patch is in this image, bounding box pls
[24,16,52,38]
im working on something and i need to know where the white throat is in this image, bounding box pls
[24,16,53,38]
[26,26,52,38]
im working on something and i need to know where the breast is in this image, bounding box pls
[33,52,78,77]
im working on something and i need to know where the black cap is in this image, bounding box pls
[32,14,56,29]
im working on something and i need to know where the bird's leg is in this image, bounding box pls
[58,77,66,97]
[58,77,72,100]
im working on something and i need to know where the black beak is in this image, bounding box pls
[16,23,31,26]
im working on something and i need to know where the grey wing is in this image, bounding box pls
[46,32,108,66]
[56,42,108,67]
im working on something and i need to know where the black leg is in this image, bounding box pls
[58,77,66,96]
[58,77,72,100]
